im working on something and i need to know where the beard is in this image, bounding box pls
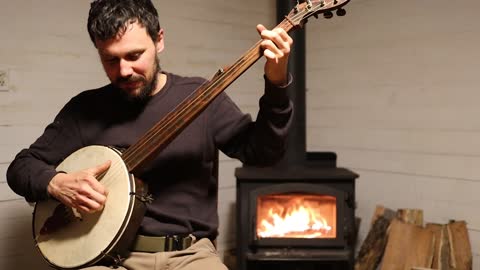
[116,57,161,104]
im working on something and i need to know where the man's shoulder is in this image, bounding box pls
[69,84,115,102]
[60,84,118,112]
[167,72,207,88]
[76,84,112,97]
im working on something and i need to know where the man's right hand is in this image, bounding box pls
[47,160,111,214]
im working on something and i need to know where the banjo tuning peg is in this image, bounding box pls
[323,11,333,19]
[336,8,347,16]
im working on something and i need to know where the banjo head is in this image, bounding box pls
[33,145,136,269]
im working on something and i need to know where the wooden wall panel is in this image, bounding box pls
[306,0,480,266]
[0,200,50,270]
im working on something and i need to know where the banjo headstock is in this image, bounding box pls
[285,0,350,28]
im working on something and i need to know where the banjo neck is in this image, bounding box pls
[121,0,350,174]
[122,25,292,174]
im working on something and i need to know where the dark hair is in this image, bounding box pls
[87,0,161,46]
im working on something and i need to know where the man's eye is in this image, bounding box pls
[104,58,118,63]
[127,53,141,61]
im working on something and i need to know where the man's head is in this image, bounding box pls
[87,0,164,102]
[88,0,160,46]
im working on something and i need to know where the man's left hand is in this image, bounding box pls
[257,24,293,86]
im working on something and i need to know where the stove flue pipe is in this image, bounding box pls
[275,0,307,167]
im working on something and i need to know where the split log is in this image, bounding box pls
[355,205,396,270]
[426,223,451,270]
[370,205,396,226]
[356,207,472,270]
[396,209,424,227]
[447,221,472,270]
[380,219,435,270]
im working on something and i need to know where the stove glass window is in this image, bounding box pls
[256,193,336,239]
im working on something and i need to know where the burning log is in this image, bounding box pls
[256,194,336,239]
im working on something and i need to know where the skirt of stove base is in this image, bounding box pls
[246,248,353,270]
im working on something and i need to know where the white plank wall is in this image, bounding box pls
[3,0,479,269]
[306,0,480,268]
[0,0,275,269]
[0,0,107,269]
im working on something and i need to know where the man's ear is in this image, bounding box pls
[155,29,165,53]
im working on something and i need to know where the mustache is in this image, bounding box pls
[116,75,145,84]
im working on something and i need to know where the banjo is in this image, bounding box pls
[32,1,349,268]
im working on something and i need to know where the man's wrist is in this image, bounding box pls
[262,74,293,108]
[46,171,66,200]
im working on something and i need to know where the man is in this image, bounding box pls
[7,0,293,269]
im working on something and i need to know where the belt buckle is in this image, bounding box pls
[165,235,192,251]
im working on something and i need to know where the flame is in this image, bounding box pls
[257,195,336,238]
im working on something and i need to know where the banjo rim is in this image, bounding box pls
[31,145,145,269]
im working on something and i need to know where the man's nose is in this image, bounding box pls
[119,59,133,77]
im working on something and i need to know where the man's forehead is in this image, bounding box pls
[95,23,153,54]
[95,22,148,42]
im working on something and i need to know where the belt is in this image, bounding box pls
[131,235,194,253]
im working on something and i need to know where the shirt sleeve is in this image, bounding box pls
[211,75,294,166]
[6,98,84,202]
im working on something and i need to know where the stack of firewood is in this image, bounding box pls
[355,205,472,270]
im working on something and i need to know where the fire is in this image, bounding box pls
[256,194,336,238]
